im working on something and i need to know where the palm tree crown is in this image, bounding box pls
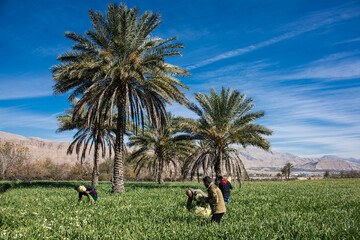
[127,114,195,184]
[182,87,272,183]
[52,3,189,192]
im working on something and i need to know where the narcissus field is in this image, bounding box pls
[1,179,359,239]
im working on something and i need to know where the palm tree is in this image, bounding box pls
[182,87,272,185]
[182,140,249,184]
[127,114,195,184]
[282,162,294,180]
[52,3,189,193]
[57,100,115,186]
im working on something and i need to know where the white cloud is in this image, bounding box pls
[184,51,360,158]
[0,106,59,130]
[275,58,360,81]
[0,74,53,100]
[185,3,360,70]
[335,37,360,45]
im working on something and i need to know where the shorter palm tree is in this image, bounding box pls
[127,114,195,184]
[57,100,115,186]
[181,87,272,186]
[182,140,249,183]
[281,162,294,180]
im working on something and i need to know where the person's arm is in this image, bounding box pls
[219,182,224,192]
[197,189,208,198]
[207,188,218,204]
[78,192,83,202]
[186,197,192,210]
[229,182,233,190]
[86,186,95,195]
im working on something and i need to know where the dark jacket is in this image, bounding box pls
[218,179,232,199]
[79,185,97,201]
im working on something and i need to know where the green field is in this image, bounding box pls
[1,179,359,239]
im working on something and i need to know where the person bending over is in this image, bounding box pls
[186,188,208,210]
[75,185,97,203]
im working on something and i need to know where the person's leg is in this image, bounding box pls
[211,213,224,224]
[93,194,98,203]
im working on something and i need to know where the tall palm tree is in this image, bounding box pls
[52,3,189,193]
[127,114,195,184]
[57,100,115,186]
[182,87,272,185]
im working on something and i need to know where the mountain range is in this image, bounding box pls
[1,131,359,175]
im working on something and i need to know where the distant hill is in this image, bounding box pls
[0,131,102,164]
[1,131,359,173]
[237,147,360,173]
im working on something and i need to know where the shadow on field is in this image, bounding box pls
[0,181,205,193]
[0,181,78,193]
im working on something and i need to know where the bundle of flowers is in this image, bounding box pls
[195,206,211,218]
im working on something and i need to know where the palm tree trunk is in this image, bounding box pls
[91,141,100,186]
[174,162,177,182]
[112,95,126,193]
[157,159,164,184]
[215,148,223,178]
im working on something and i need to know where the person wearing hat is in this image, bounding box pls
[75,185,98,203]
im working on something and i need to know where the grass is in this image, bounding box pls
[0,179,359,239]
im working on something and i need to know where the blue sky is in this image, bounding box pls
[0,0,359,158]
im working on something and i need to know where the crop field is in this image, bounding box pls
[0,179,359,239]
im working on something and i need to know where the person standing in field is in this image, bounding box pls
[203,176,226,224]
[186,188,208,210]
[217,176,233,203]
[75,185,97,203]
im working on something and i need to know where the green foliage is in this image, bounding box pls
[282,162,294,180]
[0,179,359,239]
[127,114,196,184]
[182,87,272,180]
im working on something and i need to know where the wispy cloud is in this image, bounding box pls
[275,58,360,81]
[186,3,360,70]
[269,122,360,158]
[178,50,360,158]
[335,37,360,45]
[0,106,59,130]
[0,74,53,100]
[0,106,76,141]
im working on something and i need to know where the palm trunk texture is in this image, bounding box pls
[91,141,100,186]
[112,96,126,193]
[215,148,223,178]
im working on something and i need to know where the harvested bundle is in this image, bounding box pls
[195,206,211,218]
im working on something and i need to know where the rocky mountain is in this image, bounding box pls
[0,131,103,164]
[1,131,359,173]
[236,147,360,173]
